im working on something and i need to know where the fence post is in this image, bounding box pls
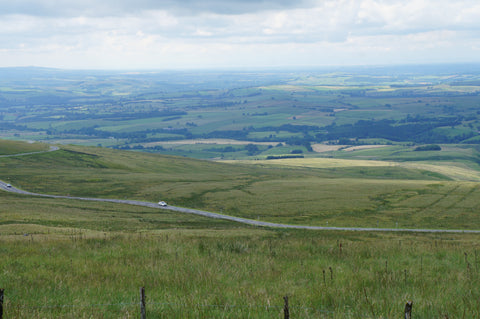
[140,287,146,319]
[475,250,478,272]
[363,288,375,318]
[404,300,413,319]
[0,288,4,319]
[283,296,289,319]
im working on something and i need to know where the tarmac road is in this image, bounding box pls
[1,180,480,234]
[0,146,59,158]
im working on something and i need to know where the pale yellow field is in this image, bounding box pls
[342,144,391,152]
[311,144,346,152]
[227,157,480,182]
[229,157,397,168]
[397,162,480,182]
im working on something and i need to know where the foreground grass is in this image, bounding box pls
[1,142,480,318]
[1,228,479,318]
[0,192,479,318]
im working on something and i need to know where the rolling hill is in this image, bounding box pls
[1,139,480,318]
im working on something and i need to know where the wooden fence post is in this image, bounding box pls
[363,288,375,318]
[404,300,413,319]
[475,250,478,272]
[283,296,289,319]
[0,288,4,319]
[140,287,146,319]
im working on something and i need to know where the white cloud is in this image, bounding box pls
[1,0,480,69]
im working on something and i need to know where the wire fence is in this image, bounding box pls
[3,301,331,312]
[0,288,412,318]
[0,289,345,318]
[11,302,139,309]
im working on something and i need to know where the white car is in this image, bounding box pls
[6,184,12,188]
[158,201,167,207]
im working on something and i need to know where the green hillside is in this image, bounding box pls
[1,141,480,317]
[2,141,480,230]
[0,139,49,155]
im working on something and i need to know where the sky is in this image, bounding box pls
[1,0,480,70]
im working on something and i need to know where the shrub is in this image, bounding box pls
[414,144,441,151]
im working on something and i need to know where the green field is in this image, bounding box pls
[3,66,480,160]
[2,76,480,319]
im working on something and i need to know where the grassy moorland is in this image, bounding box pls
[0,199,479,318]
[4,143,480,230]
[2,142,480,230]
[1,140,480,318]
[0,139,49,155]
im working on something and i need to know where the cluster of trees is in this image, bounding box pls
[206,146,239,153]
[414,144,442,151]
[113,144,164,151]
[266,155,304,159]
[318,118,472,144]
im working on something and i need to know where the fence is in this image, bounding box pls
[0,287,413,318]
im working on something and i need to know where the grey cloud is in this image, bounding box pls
[158,0,317,15]
[0,0,317,17]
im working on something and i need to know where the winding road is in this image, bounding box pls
[1,147,480,234]
[0,145,59,157]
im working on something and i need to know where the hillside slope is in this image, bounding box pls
[3,141,480,230]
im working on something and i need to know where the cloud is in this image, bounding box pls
[4,0,480,39]
[2,0,480,69]
[0,0,317,17]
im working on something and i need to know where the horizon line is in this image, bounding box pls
[2,62,480,72]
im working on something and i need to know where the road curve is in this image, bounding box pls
[0,145,59,158]
[1,180,480,234]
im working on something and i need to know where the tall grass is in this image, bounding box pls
[1,143,480,317]
[1,230,479,318]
